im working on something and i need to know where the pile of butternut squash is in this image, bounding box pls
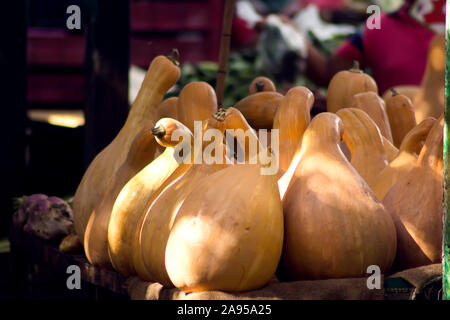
[72,33,444,293]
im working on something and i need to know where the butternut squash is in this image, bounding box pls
[383,116,444,270]
[326,61,378,113]
[132,137,195,280]
[413,33,445,123]
[382,85,419,105]
[177,81,218,133]
[165,162,283,292]
[73,53,180,245]
[222,107,263,164]
[138,115,231,285]
[272,86,314,172]
[233,91,283,129]
[156,97,178,121]
[273,87,314,198]
[107,119,192,276]
[383,137,399,162]
[336,108,388,189]
[84,126,161,267]
[339,142,352,161]
[348,91,393,143]
[280,112,397,280]
[249,76,276,94]
[372,117,436,200]
[153,97,180,158]
[385,89,417,148]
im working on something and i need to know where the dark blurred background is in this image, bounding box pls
[0,0,411,299]
[0,0,225,240]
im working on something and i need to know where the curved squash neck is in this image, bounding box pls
[399,133,425,155]
[343,127,385,160]
[338,109,386,162]
[301,124,343,156]
[127,85,164,124]
[417,117,443,169]
[399,120,435,155]
[125,55,180,128]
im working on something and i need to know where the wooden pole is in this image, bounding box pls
[215,0,235,109]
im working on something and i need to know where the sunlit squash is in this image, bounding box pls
[280,113,397,280]
[385,89,417,148]
[383,115,444,270]
[131,134,196,281]
[157,97,178,120]
[382,85,419,107]
[326,61,378,113]
[383,137,399,162]
[84,126,163,267]
[234,91,283,129]
[165,158,283,293]
[222,107,263,164]
[348,91,393,143]
[249,76,276,94]
[73,53,180,245]
[107,119,192,276]
[138,114,231,285]
[153,97,180,158]
[177,81,218,133]
[413,33,445,123]
[272,86,314,173]
[336,108,388,189]
[372,117,436,200]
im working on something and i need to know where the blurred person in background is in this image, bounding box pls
[305,0,445,95]
[235,0,445,96]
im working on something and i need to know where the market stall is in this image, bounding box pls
[2,0,449,302]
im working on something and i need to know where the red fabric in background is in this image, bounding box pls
[232,16,258,47]
[335,4,436,95]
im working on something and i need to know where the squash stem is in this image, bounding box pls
[350,60,362,73]
[390,88,399,96]
[151,125,166,138]
[255,81,265,92]
[213,109,226,122]
[167,49,180,67]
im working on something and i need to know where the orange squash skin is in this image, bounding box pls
[348,92,393,143]
[138,115,231,285]
[336,108,388,189]
[165,162,283,293]
[326,63,378,114]
[382,85,419,103]
[177,81,218,133]
[280,113,396,280]
[383,116,444,270]
[385,91,417,148]
[84,127,161,268]
[272,86,314,172]
[383,137,399,162]
[107,119,192,276]
[233,91,283,130]
[73,55,180,245]
[249,76,276,94]
[222,107,263,164]
[372,117,436,201]
[153,97,180,158]
[275,87,314,198]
